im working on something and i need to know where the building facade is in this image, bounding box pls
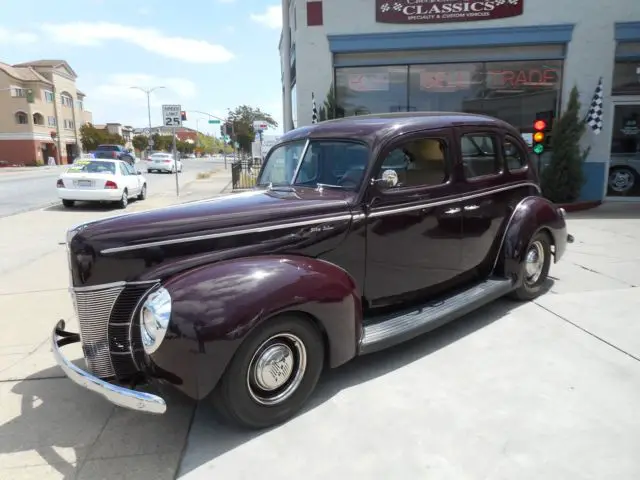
[0,60,92,165]
[280,0,640,202]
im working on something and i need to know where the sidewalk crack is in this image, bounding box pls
[534,302,640,363]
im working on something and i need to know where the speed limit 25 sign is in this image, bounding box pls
[162,104,182,127]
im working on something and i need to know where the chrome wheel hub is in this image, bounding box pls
[247,333,307,406]
[525,241,544,284]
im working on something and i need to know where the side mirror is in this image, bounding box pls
[371,169,399,189]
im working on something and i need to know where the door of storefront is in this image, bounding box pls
[606,102,640,199]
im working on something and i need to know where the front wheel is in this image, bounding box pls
[62,199,74,208]
[509,231,552,301]
[608,167,637,194]
[212,315,324,429]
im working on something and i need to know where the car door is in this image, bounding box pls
[364,129,465,309]
[119,163,139,195]
[456,128,534,276]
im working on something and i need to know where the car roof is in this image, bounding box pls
[278,112,519,147]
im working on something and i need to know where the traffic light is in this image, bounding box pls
[533,119,546,155]
[224,122,234,136]
[220,125,225,137]
[181,111,187,121]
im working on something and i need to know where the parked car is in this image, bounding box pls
[94,144,136,165]
[56,159,147,209]
[146,152,182,173]
[52,112,573,430]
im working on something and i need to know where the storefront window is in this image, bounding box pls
[335,60,563,140]
[607,104,640,197]
[612,61,640,96]
[409,63,484,112]
[335,66,408,117]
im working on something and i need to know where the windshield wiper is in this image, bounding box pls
[316,183,346,190]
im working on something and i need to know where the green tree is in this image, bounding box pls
[132,135,148,152]
[540,85,592,203]
[151,133,173,152]
[227,105,278,152]
[79,123,106,151]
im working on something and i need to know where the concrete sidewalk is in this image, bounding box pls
[0,170,231,479]
[0,200,639,479]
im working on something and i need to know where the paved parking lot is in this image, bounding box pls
[0,201,638,479]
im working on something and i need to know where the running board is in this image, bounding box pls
[359,277,514,355]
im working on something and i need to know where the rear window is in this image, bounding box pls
[96,145,118,151]
[68,160,116,174]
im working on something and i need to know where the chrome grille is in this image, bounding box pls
[72,285,125,378]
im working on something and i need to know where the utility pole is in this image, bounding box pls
[130,86,165,157]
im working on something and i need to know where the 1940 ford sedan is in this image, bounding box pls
[53,113,573,429]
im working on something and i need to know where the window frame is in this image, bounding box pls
[459,131,504,182]
[370,128,454,197]
[14,111,28,125]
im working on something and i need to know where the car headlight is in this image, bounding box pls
[140,287,172,354]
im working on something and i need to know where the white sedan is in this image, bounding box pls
[146,153,183,173]
[56,159,147,209]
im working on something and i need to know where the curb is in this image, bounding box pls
[557,200,602,212]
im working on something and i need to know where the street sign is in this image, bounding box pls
[208,119,221,124]
[162,104,182,127]
[253,121,268,131]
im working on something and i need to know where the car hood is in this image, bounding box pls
[67,186,356,287]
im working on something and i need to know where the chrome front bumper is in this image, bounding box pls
[52,320,167,414]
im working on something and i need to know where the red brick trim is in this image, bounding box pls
[307,1,323,26]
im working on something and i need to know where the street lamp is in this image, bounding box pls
[130,86,165,154]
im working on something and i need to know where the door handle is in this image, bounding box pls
[444,207,461,215]
[464,205,480,211]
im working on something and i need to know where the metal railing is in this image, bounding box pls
[231,155,262,191]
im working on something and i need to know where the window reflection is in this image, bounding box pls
[612,61,640,96]
[335,66,408,117]
[335,60,562,134]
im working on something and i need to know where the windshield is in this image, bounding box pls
[257,140,369,190]
[67,160,116,174]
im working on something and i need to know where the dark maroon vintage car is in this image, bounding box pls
[53,112,573,429]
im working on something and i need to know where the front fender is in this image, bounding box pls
[149,255,362,400]
[499,196,568,283]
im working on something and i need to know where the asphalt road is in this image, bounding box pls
[0,155,233,218]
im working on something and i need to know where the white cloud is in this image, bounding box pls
[93,74,197,105]
[41,22,234,64]
[86,73,198,126]
[0,27,38,45]
[250,5,282,30]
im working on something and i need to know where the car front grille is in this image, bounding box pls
[72,282,156,379]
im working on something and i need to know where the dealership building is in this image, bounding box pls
[279,0,640,202]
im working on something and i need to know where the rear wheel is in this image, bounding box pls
[212,315,324,429]
[137,184,147,200]
[509,231,552,301]
[117,189,129,209]
[62,199,74,208]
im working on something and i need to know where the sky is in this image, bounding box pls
[0,0,284,136]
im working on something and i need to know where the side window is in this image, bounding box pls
[461,134,501,180]
[378,138,448,189]
[125,163,137,175]
[119,163,129,176]
[504,137,528,172]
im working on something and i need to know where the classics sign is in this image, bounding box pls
[376,0,524,24]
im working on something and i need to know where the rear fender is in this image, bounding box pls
[495,196,567,283]
[150,255,362,400]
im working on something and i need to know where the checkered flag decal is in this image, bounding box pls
[312,92,318,124]
[586,77,604,135]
